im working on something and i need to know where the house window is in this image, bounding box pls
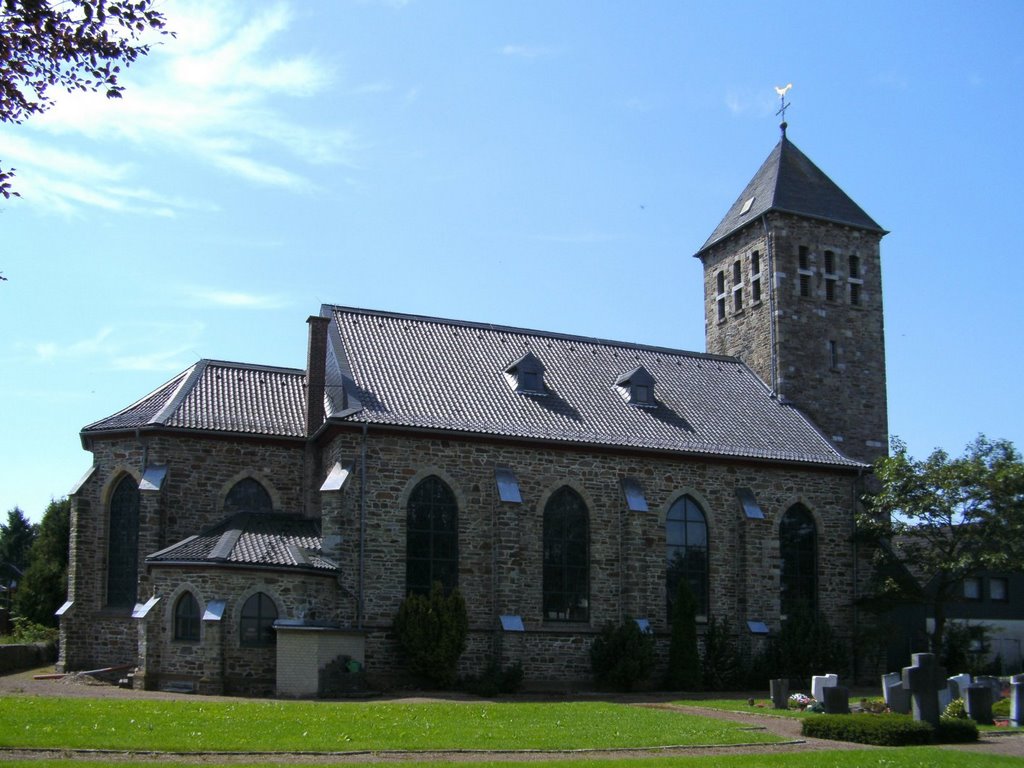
[797,246,813,298]
[780,504,817,616]
[666,495,708,620]
[963,577,981,601]
[225,477,272,514]
[751,250,762,303]
[240,592,277,647]
[505,352,547,395]
[543,486,589,622]
[107,474,140,608]
[406,476,458,596]
[990,577,1009,602]
[174,592,200,642]
[616,366,655,407]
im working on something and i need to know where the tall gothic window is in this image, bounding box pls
[239,592,277,647]
[107,474,140,608]
[543,486,589,622]
[406,476,459,596]
[224,477,273,514]
[666,495,709,620]
[174,592,200,642]
[780,504,818,616]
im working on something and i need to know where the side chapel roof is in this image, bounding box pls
[82,359,307,438]
[697,129,885,255]
[147,513,335,572]
[323,305,863,468]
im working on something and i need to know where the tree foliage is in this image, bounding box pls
[589,618,655,691]
[1,0,170,197]
[393,581,468,689]
[0,507,37,572]
[665,578,701,690]
[858,435,1024,653]
[13,498,70,627]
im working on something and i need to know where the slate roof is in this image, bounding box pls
[147,513,335,572]
[697,130,885,255]
[325,306,864,468]
[82,360,307,438]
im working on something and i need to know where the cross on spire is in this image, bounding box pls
[774,83,792,135]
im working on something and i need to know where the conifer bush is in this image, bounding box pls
[590,618,655,691]
[665,580,702,690]
[393,582,468,689]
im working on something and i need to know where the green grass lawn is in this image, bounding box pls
[0,749,1021,768]
[675,698,809,718]
[0,696,780,753]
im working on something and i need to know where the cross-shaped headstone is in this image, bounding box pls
[902,652,946,726]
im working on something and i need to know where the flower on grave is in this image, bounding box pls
[788,692,813,708]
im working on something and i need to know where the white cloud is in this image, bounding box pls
[183,287,291,310]
[501,44,556,59]
[28,323,204,372]
[11,1,354,214]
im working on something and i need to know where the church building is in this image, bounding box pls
[58,124,888,695]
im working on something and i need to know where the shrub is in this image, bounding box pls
[462,660,524,697]
[393,582,467,689]
[802,713,978,746]
[777,602,846,686]
[936,716,979,743]
[1,616,58,645]
[701,614,740,690]
[943,697,967,719]
[590,618,655,691]
[665,580,701,690]
[993,697,1011,718]
[802,714,933,746]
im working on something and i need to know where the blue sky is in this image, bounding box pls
[2,1,1022,522]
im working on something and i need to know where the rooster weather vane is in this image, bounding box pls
[775,83,792,131]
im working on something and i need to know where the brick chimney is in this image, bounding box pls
[306,315,330,436]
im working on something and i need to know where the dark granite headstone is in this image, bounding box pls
[964,684,993,725]
[822,685,850,714]
[902,652,946,726]
[770,678,789,710]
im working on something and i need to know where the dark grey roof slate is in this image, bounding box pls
[698,133,885,254]
[325,306,863,468]
[83,360,307,438]
[147,513,335,572]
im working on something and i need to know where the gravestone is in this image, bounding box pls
[947,672,972,699]
[811,673,838,702]
[1010,673,1024,727]
[822,685,850,714]
[769,678,789,710]
[974,675,1002,698]
[964,684,993,725]
[902,652,946,726]
[882,671,910,714]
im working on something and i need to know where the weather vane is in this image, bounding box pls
[775,83,792,131]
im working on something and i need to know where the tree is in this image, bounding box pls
[859,435,1024,654]
[0,507,37,571]
[13,497,70,626]
[1,0,170,197]
[393,581,468,689]
[665,579,701,690]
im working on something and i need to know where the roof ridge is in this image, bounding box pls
[326,304,742,363]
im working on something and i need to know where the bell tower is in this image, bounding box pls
[694,122,888,464]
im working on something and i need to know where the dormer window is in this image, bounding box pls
[615,366,655,407]
[505,352,546,395]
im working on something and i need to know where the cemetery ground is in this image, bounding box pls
[0,666,1021,766]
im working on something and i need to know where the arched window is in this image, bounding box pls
[666,495,709,620]
[543,486,589,622]
[239,592,277,647]
[174,592,200,641]
[780,504,817,616]
[225,477,272,514]
[406,476,459,595]
[107,474,139,608]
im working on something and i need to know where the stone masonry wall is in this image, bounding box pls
[323,427,861,686]
[701,213,888,465]
[60,432,309,674]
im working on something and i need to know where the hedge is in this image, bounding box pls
[802,713,978,746]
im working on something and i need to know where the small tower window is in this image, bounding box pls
[797,245,813,298]
[616,366,656,407]
[715,271,726,321]
[849,253,861,279]
[732,261,743,311]
[847,253,864,306]
[824,250,837,302]
[505,352,546,395]
[829,340,839,370]
[750,251,761,303]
